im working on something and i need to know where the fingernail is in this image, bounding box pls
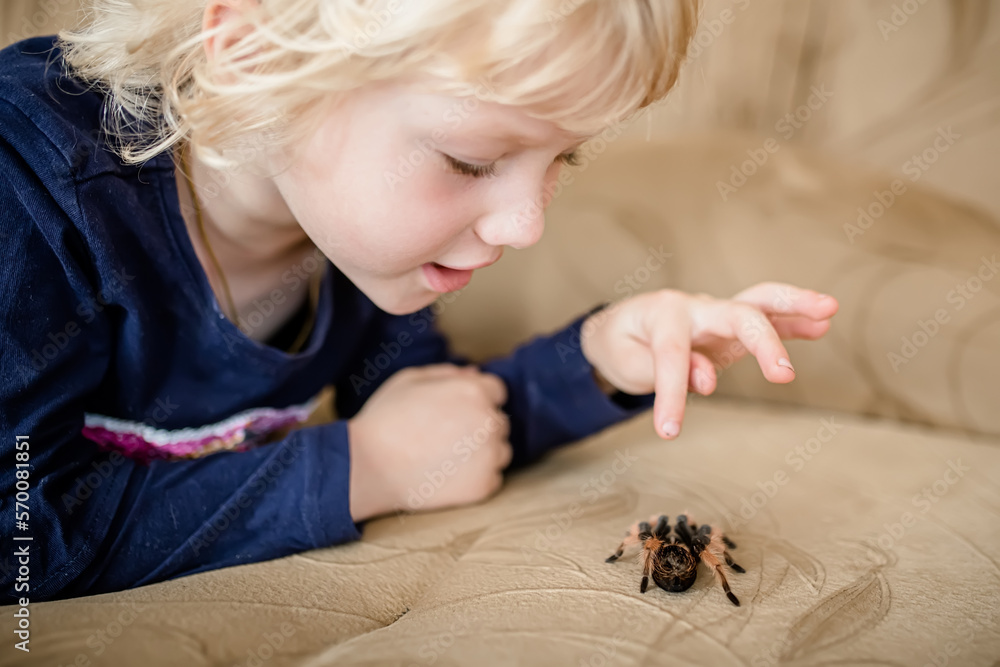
[817,293,832,300]
[661,420,679,439]
[777,358,795,372]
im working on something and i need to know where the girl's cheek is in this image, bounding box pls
[385,166,478,244]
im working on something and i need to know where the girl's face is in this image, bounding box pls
[269,81,587,315]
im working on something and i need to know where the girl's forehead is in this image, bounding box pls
[420,90,595,147]
[388,73,619,140]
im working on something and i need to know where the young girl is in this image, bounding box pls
[0,0,837,602]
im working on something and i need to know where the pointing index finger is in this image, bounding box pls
[649,303,692,440]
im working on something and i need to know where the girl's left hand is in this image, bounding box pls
[580,282,839,440]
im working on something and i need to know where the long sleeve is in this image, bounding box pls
[478,305,657,469]
[0,137,362,602]
[334,301,657,472]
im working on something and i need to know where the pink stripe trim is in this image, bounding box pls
[81,394,323,463]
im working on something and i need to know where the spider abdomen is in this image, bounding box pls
[652,544,698,592]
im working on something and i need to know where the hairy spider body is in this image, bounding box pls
[605,513,745,606]
[652,544,698,592]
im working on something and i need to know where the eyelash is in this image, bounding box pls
[443,151,582,179]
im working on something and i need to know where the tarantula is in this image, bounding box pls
[605,513,746,606]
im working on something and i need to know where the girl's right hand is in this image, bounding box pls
[347,363,512,522]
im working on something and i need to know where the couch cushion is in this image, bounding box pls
[8,397,999,665]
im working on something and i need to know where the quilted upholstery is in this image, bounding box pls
[2,1,999,665]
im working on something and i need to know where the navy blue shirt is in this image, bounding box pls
[0,35,656,602]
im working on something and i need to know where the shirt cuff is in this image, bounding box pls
[547,301,657,437]
[308,419,364,547]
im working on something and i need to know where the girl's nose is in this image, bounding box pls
[475,169,556,249]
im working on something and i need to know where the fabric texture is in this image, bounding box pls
[2,1,1000,663]
[5,398,999,667]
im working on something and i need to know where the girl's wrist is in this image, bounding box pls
[347,418,387,522]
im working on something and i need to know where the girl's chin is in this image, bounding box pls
[361,273,442,316]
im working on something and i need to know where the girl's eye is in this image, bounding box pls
[443,154,498,179]
[557,151,581,167]
[443,150,582,179]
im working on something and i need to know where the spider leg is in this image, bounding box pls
[699,547,740,606]
[679,510,700,533]
[696,526,712,555]
[634,520,660,593]
[674,515,696,553]
[653,515,670,540]
[711,528,744,573]
[605,521,643,563]
[722,535,737,549]
[638,540,658,593]
[690,533,709,561]
[723,548,745,573]
[605,533,641,563]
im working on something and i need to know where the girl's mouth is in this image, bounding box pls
[422,262,473,292]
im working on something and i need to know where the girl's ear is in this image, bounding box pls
[201,0,261,83]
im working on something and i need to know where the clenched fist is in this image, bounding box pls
[347,363,512,522]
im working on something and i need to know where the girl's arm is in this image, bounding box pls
[0,138,361,603]
[334,302,657,472]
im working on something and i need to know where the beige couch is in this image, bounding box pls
[3,1,1000,665]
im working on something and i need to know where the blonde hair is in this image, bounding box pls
[56,0,700,174]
